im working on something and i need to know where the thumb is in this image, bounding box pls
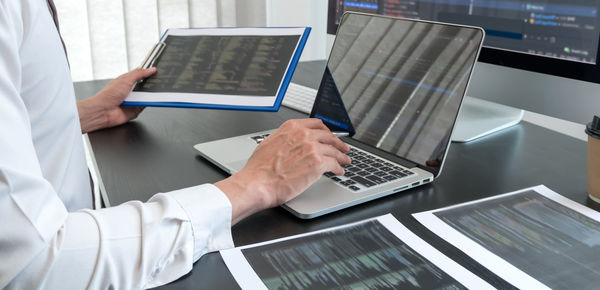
[122,67,157,84]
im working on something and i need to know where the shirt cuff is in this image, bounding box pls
[167,184,234,261]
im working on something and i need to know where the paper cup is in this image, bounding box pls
[587,116,600,202]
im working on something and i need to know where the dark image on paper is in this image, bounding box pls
[134,34,299,96]
[435,190,600,289]
[241,220,466,290]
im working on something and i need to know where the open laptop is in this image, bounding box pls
[194,12,484,218]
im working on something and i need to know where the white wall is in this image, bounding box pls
[235,0,266,26]
[326,34,335,58]
[265,0,328,61]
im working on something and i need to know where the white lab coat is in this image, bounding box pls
[0,0,233,288]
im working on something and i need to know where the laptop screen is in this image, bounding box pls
[311,12,484,175]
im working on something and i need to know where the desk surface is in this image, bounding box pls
[75,61,593,289]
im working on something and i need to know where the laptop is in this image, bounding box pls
[194,12,484,218]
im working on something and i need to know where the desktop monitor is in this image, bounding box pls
[327,0,600,141]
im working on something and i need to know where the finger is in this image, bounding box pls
[121,67,157,84]
[132,107,145,119]
[122,106,144,121]
[295,118,330,130]
[319,143,351,165]
[310,129,350,152]
[320,156,345,176]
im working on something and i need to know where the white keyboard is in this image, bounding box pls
[281,82,318,114]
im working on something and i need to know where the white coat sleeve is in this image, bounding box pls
[0,2,233,289]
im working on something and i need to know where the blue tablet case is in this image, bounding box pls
[122,27,311,112]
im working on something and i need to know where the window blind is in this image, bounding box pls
[54,0,238,81]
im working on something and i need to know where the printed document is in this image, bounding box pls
[220,214,493,290]
[414,185,600,290]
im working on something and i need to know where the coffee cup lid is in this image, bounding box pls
[587,115,600,139]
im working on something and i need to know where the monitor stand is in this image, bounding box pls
[451,96,524,143]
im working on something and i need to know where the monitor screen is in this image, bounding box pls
[328,0,600,83]
[313,13,484,174]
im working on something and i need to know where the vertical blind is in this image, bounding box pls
[54,0,239,82]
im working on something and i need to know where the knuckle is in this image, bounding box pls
[285,119,299,126]
[308,153,322,167]
[304,141,319,153]
[282,120,296,130]
[299,127,311,139]
[273,132,286,142]
[317,118,326,127]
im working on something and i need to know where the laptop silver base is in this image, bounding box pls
[194,130,433,219]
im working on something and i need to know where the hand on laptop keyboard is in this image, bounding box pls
[215,118,350,224]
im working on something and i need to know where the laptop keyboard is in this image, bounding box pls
[250,135,416,191]
[250,133,270,144]
[326,147,415,192]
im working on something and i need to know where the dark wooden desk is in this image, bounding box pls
[75,61,592,289]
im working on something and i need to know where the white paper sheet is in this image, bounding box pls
[414,185,600,290]
[126,92,277,106]
[166,27,307,37]
[221,214,494,290]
